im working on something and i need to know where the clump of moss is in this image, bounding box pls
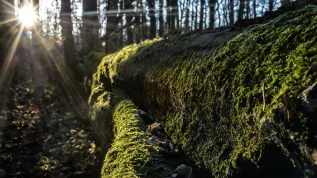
[100,90,176,177]
[90,5,317,178]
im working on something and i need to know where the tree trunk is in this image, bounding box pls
[199,0,205,29]
[246,0,250,19]
[171,0,179,29]
[159,0,164,36]
[229,0,234,25]
[61,0,79,79]
[106,0,119,53]
[253,0,256,18]
[135,0,141,43]
[167,0,171,30]
[209,0,216,28]
[269,0,274,12]
[125,0,134,44]
[281,0,290,7]
[147,0,156,38]
[238,0,245,20]
[82,0,99,55]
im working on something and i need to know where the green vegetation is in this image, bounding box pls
[89,6,317,177]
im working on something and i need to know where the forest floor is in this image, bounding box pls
[0,45,102,177]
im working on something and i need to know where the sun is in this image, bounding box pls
[18,6,37,27]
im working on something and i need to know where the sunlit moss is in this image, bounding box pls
[89,6,317,177]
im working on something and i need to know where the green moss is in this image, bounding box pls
[90,6,317,177]
[100,90,175,177]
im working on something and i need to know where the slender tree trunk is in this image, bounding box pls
[106,0,119,53]
[82,0,99,55]
[253,0,256,18]
[159,0,164,36]
[194,0,198,29]
[184,8,190,31]
[167,0,171,30]
[61,0,79,79]
[125,0,134,44]
[209,0,216,28]
[135,0,141,43]
[269,0,274,11]
[171,0,179,29]
[281,0,290,6]
[141,1,147,40]
[191,0,195,29]
[246,0,250,19]
[147,0,156,38]
[238,0,245,20]
[199,0,205,29]
[229,0,234,25]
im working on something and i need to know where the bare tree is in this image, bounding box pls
[125,0,134,45]
[268,0,274,12]
[229,0,234,25]
[61,0,79,79]
[238,0,245,20]
[105,0,119,53]
[253,0,256,18]
[281,0,290,6]
[246,0,250,19]
[199,0,205,29]
[135,0,141,43]
[82,0,99,54]
[209,0,216,28]
[159,0,164,36]
[147,0,156,38]
[172,0,179,29]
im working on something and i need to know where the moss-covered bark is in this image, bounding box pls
[90,5,317,178]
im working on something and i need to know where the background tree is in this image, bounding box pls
[238,0,245,20]
[105,0,119,53]
[61,0,78,79]
[148,0,156,38]
[209,0,216,28]
[81,0,99,55]
[229,0,234,25]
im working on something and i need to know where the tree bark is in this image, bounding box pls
[61,0,79,79]
[147,0,156,38]
[159,0,164,36]
[246,0,250,19]
[81,0,99,55]
[171,0,179,29]
[253,0,256,18]
[281,0,290,7]
[135,0,141,43]
[199,0,205,29]
[238,0,245,20]
[125,0,134,44]
[209,0,216,28]
[229,0,234,25]
[106,0,119,53]
[269,0,274,12]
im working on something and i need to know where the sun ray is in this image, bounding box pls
[0,17,17,26]
[0,24,24,87]
[32,28,88,112]
[0,20,21,39]
[0,0,16,10]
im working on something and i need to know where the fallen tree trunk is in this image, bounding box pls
[89,5,317,178]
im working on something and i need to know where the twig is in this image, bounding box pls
[262,83,266,112]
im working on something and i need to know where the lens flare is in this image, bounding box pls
[18,6,36,27]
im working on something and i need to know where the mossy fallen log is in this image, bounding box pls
[91,89,184,177]
[90,5,317,178]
